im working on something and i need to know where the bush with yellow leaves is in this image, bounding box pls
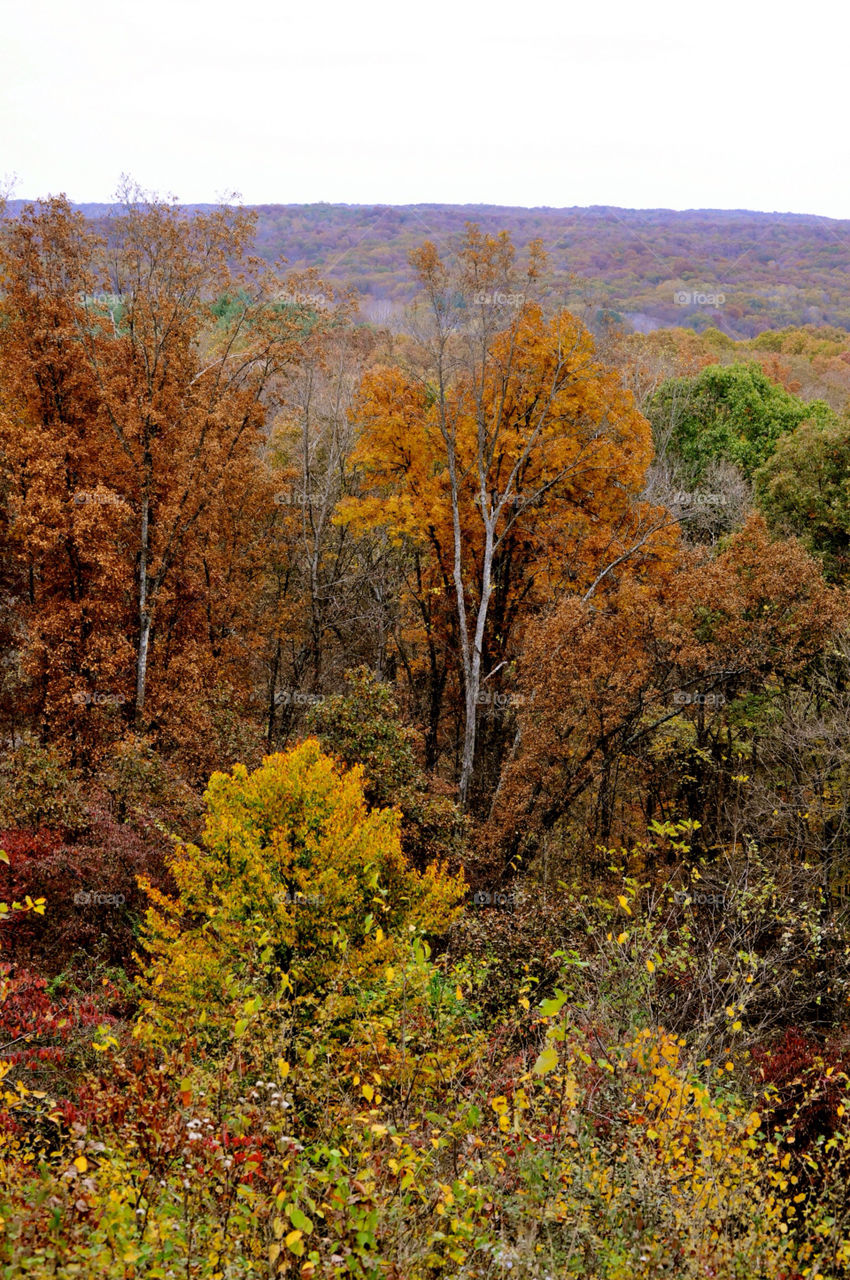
[135,738,467,1051]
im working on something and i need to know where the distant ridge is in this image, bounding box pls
[8,201,850,336]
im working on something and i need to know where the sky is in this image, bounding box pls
[2,0,849,218]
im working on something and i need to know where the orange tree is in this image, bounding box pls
[339,227,675,807]
[0,192,335,770]
[492,515,847,869]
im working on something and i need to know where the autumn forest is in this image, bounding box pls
[5,192,850,1278]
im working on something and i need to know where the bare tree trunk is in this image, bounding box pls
[134,489,150,725]
[459,528,494,807]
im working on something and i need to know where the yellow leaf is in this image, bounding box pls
[273,1217,286,1239]
[616,932,628,945]
[532,1045,559,1076]
[361,1084,374,1103]
[277,1059,290,1080]
[0,850,9,864]
[617,895,632,916]
[646,959,655,974]
[73,1156,88,1173]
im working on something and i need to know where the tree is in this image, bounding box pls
[0,191,333,765]
[341,226,673,808]
[650,361,837,483]
[491,515,847,869]
[756,413,850,581]
[306,666,467,870]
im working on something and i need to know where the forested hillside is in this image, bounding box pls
[11,200,850,336]
[4,193,850,1277]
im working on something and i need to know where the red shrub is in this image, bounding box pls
[751,1027,848,1149]
[0,807,173,975]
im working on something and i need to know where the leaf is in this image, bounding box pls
[540,989,567,1017]
[73,1156,88,1173]
[0,850,9,864]
[617,895,632,916]
[286,1229,304,1254]
[287,1207,313,1234]
[532,1045,559,1076]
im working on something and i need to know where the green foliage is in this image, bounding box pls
[651,361,838,482]
[307,667,468,869]
[756,413,850,580]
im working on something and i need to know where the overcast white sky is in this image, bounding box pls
[2,0,848,216]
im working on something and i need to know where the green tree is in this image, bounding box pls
[651,361,837,482]
[306,666,468,869]
[756,414,850,581]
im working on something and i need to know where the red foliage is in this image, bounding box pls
[0,808,173,975]
[0,967,110,1069]
[751,1027,847,1149]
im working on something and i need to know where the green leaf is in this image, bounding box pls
[540,989,567,1017]
[286,1205,313,1234]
